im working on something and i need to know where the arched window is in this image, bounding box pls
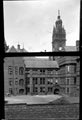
[19,67,24,75]
[19,79,24,86]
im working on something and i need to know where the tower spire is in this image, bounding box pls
[58,10,60,19]
[52,11,66,52]
[58,10,60,16]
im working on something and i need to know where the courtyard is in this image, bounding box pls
[5,94,62,104]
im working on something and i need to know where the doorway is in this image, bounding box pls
[54,88,60,94]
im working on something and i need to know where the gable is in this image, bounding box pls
[6,46,17,52]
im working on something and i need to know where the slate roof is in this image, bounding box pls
[6,46,28,52]
[24,59,59,68]
[6,46,17,52]
[48,97,70,104]
[23,57,49,61]
[48,95,79,104]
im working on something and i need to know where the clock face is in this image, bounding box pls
[59,47,62,51]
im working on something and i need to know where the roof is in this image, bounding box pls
[48,97,70,104]
[6,45,28,53]
[48,95,79,104]
[6,46,17,52]
[24,59,59,68]
[17,48,28,52]
[65,46,76,51]
[23,57,49,61]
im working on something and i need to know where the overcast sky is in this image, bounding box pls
[3,0,80,52]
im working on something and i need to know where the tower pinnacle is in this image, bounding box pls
[58,10,60,16]
[52,11,66,52]
[58,10,60,19]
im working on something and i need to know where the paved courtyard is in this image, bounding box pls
[5,94,62,104]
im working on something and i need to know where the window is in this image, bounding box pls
[8,66,13,75]
[9,81,12,86]
[67,78,69,85]
[19,79,24,86]
[33,78,38,84]
[56,71,58,75]
[40,69,45,74]
[32,69,38,74]
[16,88,18,94]
[25,73,28,78]
[33,87,38,93]
[74,65,76,73]
[43,78,45,84]
[26,78,30,84]
[48,78,53,84]
[55,79,58,83]
[15,66,18,75]
[40,70,42,73]
[40,78,45,84]
[74,77,76,85]
[67,66,70,72]
[26,87,30,93]
[25,69,30,74]
[19,67,24,75]
[40,87,45,92]
[15,78,18,85]
[40,78,42,84]
[47,69,53,74]
[67,88,69,93]
[9,88,13,94]
[43,70,45,74]
[15,81,18,85]
[9,78,13,86]
[48,87,52,92]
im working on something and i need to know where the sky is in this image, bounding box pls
[3,0,80,52]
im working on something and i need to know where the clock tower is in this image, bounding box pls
[52,10,66,51]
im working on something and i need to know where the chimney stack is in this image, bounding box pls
[17,44,20,50]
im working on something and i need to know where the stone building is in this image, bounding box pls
[6,44,27,52]
[52,10,77,52]
[57,56,79,96]
[51,11,80,96]
[4,56,80,96]
[4,57,60,95]
[76,56,80,96]
[52,10,66,51]
[4,57,25,95]
[4,11,80,97]
[24,58,59,95]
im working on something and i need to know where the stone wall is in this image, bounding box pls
[5,103,79,120]
[4,57,25,96]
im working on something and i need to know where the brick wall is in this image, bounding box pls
[5,103,79,120]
